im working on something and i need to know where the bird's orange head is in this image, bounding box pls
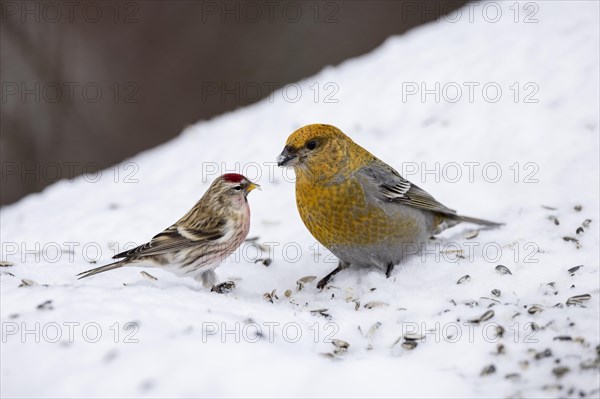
[277,124,367,183]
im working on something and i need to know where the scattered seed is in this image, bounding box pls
[534,348,553,360]
[580,358,600,370]
[553,336,572,341]
[528,305,544,314]
[36,300,53,310]
[566,294,591,306]
[495,265,512,275]
[0,261,13,267]
[574,205,582,212]
[296,276,317,291]
[505,373,520,381]
[481,364,496,376]
[364,301,389,309]
[253,258,272,267]
[465,230,479,239]
[284,289,292,297]
[464,299,478,308]
[568,265,583,274]
[541,205,557,210]
[495,325,505,338]
[211,281,236,294]
[491,289,501,297]
[401,340,417,350]
[140,271,157,281]
[310,308,330,318]
[404,332,424,341]
[582,219,591,228]
[263,289,278,303]
[441,248,464,255]
[576,227,585,235]
[354,301,360,311]
[552,366,570,378]
[554,303,564,309]
[332,339,349,355]
[297,275,316,284]
[469,310,494,324]
[18,279,36,287]
[456,274,471,284]
[479,309,495,322]
[262,258,272,267]
[562,236,581,249]
[543,282,558,296]
[480,296,500,304]
[332,348,347,356]
[496,344,505,354]
[548,215,560,225]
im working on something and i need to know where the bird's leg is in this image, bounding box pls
[386,262,395,278]
[195,269,218,289]
[317,261,349,290]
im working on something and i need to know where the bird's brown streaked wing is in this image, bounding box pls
[357,160,458,216]
[112,225,224,259]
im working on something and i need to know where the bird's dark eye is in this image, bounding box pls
[233,186,242,191]
[306,140,317,150]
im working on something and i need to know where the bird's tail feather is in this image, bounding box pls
[77,261,124,279]
[456,214,504,227]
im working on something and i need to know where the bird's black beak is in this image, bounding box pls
[277,146,298,167]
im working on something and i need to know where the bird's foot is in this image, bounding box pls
[317,261,349,290]
[196,269,218,289]
[316,275,333,290]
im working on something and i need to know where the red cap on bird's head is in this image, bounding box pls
[222,173,246,183]
[220,173,260,193]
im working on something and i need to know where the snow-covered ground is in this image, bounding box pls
[1,1,599,397]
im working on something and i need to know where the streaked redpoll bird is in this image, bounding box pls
[77,174,259,288]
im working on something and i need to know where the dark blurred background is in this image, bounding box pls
[1,0,467,205]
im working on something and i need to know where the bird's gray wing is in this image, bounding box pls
[357,160,457,216]
[112,223,225,259]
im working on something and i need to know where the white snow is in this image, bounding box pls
[1,1,599,397]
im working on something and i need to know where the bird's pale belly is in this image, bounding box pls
[296,179,432,268]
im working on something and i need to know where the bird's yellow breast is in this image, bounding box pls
[295,176,421,248]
